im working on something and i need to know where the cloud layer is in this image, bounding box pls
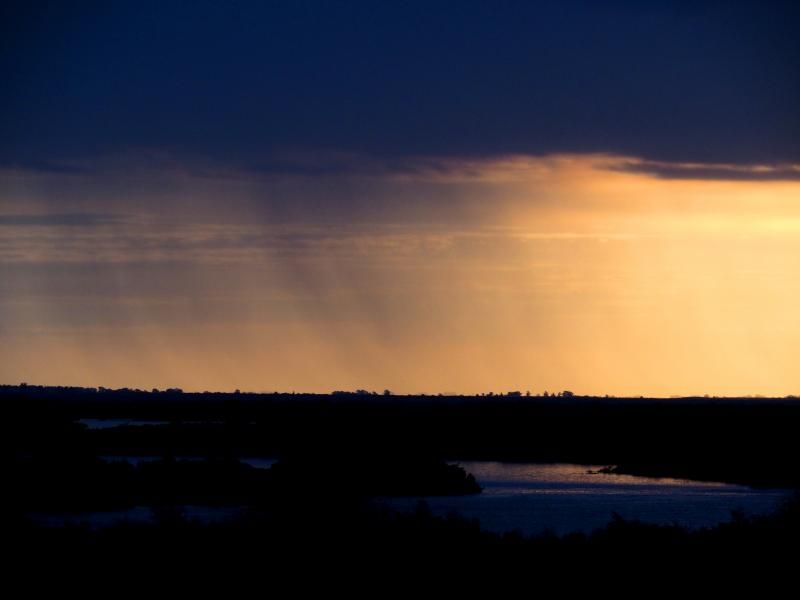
[2,1,798,172]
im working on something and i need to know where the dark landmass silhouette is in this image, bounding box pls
[9,454,480,513]
[4,384,799,488]
[5,487,799,591]
[3,384,799,589]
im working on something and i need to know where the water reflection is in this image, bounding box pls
[28,460,788,535]
[384,462,788,535]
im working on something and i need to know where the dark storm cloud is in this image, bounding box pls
[613,161,800,181]
[1,0,798,173]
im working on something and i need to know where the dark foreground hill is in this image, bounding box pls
[5,491,800,592]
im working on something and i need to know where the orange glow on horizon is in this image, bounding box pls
[2,154,800,396]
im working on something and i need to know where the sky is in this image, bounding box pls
[2,1,799,395]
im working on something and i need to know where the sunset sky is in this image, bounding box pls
[2,1,799,395]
